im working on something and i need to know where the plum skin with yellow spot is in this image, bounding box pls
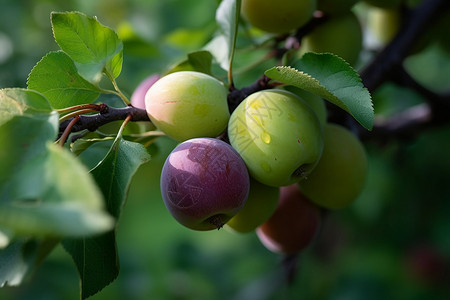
[145,71,230,142]
[160,138,250,231]
[228,89,324,187]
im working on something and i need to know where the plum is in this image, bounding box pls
[130,74,160,109]
[256,184,321,254]
[160,138,250,230]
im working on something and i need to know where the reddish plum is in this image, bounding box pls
[160,138,250,230]
[256,184,321,254]
[131,74,160,109]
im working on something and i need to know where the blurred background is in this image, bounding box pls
[1,0,449,299]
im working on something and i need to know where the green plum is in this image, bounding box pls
[284,86,327,128]
[145,71,229,142]
[364,0,401,9]
[299,11,363,66]
[228,89,324,187]
[367,7,401,45]
[317,0,360,15]
[298,123,368,209]
[226,178,280,233]
[241,0,316,34]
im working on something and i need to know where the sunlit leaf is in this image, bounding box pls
[27,51,101,109]
[51,11,123,80]
[265,53,374,130]
[0,88,52,126]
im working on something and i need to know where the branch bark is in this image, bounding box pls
[58,105,149,137]
[360,0,449,92]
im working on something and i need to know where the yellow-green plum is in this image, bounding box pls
[317,0,360,15]
[364,0,401,9]
[256,184,321,254]
[299,12,363,66]
[160,138,250,231]
[226,178,280,233]
[228,89,323,187]
[285,86,327,128]
[367,7,401,45]
[145,71,229,142]
[241,0,316,34]
[298,123,368,209]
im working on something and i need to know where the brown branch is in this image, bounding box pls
[360,0,449,92]
[58,105,150,138]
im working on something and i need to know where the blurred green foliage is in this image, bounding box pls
[1,0,449,299]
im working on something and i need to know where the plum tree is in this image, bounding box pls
[131,74,160,109]
[228,89,324,187]
[226,178,280,233]
[299,11,363,66]
[160,138,250,230]
[241,0,316,34]
[256,184,322,254]
[145,71,229,142]
[298,123,368,209]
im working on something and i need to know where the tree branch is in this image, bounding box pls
[360,0,449,92]
[58,105,150,138]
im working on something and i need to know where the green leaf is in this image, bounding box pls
[265,53,374,130]
[0,142,114,237]
[105,50,123,79]
[0,88,52,127]
[167,50,213,75]
[91,137,151,218]
[27,51,101,109]
[51,11,123,80]
[64,134,150,299]
[215,0,241,78]
[0,238,59,287]
[0,90,58,187]
[63,232,118,300]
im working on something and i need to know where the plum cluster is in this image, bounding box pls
[139,70,368,254]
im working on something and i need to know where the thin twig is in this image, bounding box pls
[58,115,81,147]
[59,108,100,122]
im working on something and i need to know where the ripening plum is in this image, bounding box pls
[131,74,160,109]
[256,184,321,254]
[160,138,250,230]
[145,71,230,142]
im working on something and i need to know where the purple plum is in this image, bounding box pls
[160,138,250,230]
[130,74,160,109]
